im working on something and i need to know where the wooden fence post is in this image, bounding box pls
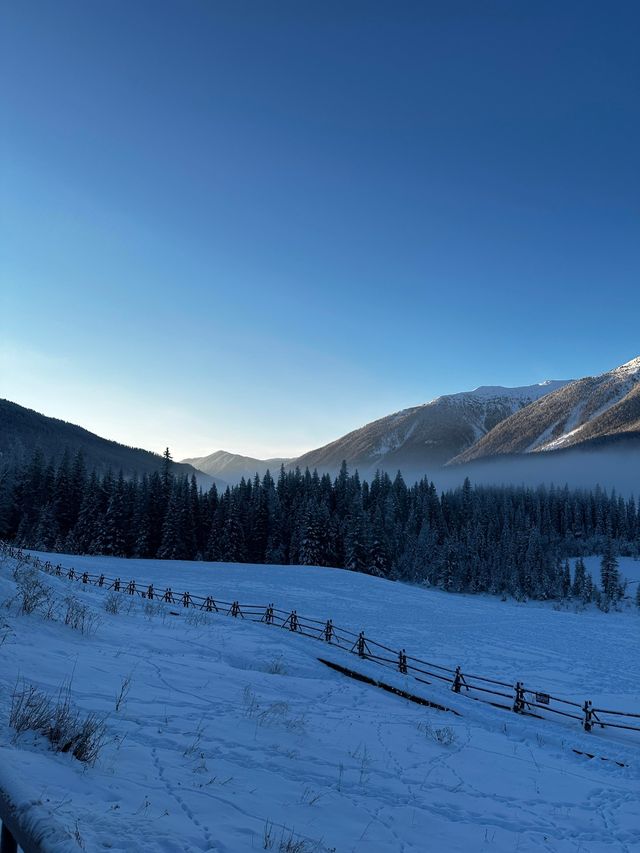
[324,619,333,643]
[452,666,462,693]
[357,632,366,658]
[513,682,525,713]
[398,649,408,674]
[583,700,593,732]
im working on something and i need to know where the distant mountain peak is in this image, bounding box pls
[609,355,640,376]
[181,449,292,482]
[456,380,570,401]
[424,380,570,409]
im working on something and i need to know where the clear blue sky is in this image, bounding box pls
[1,1,639,459]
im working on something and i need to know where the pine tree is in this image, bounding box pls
[32,503,59,551]
[561,559,571,598]
[583,572,594,604]
[12,448,46,540]
[53,449,75,537]
[219,514,246,563]
[102,472,127,556]
[441,541,459,592]
[0,467,15,538]
[70,472,102,553]
[161,447,173,494]
[147,471,167,556]
[1,445,638,604]
[157,477,195,560]
[299,499,324,566]
[368,506,390,577]
[132,475,152,557]
[344,502,369,574]
[600,539,620,603]
[69,450,87,526]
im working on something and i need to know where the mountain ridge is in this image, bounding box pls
[181,449,292,483]
[451,356,640,464]
[184,358,640,485]
[182,380,572,483]
[0,399,220,488]
[291,380,572,479]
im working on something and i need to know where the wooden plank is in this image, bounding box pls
[317,658,461,716]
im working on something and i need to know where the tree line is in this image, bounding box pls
[1,447,638,604]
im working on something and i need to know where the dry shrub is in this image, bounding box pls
[10,679,107,765]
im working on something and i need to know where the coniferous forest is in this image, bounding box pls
[1,447,638,603]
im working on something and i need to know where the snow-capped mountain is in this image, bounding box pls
[182,357,639,489]
[452,356,640,464]
[291,380,570,479]
[181,449,293,483]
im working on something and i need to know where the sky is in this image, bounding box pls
[1,1,639,460]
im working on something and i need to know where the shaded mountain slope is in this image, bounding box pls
[452,357,640,464]
[292,381,570,479]
[0,399,217,486]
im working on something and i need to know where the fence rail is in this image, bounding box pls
[3,543,640,746]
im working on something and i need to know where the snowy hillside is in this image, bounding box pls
[184,383,570,485]
[1,551,639,852]
[291,381,570,480]
[453,357,640,464]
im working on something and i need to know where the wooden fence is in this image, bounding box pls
[3,544,640,742]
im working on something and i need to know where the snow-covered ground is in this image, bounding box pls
[1,551,639,852]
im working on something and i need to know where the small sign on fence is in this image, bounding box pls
[535,692,550,705]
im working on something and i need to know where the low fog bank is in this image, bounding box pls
[427,447,640,496]
[224,444,639,496]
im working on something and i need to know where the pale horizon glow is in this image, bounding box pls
[3,340,637,461]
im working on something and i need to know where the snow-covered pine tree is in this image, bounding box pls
[583,572,594,604]
[572,557,586,599]
[561,559,571,598]
[600,538,620,603]
[102,471,128,557]
[344,502,369,574]
[2,444,638,601]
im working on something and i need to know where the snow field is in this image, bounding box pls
[24,550,640,711]
[0,553,639,852]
